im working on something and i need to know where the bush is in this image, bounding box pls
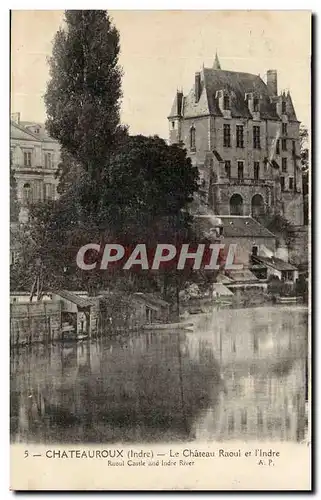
[267,275,282,296]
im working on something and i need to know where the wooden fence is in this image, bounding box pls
[10,301,61,347]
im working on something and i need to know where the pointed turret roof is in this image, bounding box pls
[213,52,221,70]
[168,89,184,118]
[285,90,298,121]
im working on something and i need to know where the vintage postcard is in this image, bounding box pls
[10,10,311,491]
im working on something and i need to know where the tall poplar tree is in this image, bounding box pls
[45,10,125,180]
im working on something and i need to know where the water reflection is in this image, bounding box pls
[10,306,308,444]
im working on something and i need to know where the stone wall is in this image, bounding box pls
[212,180,274,216]
[281,192,304,226]
[171,110,303,226]
[222,236,276,266]
[288,225,309,266]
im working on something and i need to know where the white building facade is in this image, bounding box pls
[10,113,60,223]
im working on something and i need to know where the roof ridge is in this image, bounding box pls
[203,67,263,78]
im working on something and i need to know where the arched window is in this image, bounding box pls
[230,194,243,216]
[22,183,32,204]
[190,126,196,151]
[251,194,265,218]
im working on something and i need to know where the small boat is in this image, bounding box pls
[213,299,233,306]
[188,307,203,315]
[275,296,300,304]
[61,334,89,342]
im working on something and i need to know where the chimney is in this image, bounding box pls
[195,72,201,102]
[11,112,20,125]
[267,70,278,96]
[176,90,183,116]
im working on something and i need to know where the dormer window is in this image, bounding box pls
[223,95,230,110]
[282,101,286,114]
[253,98,259,112]
[216,90,231,116]
[245,92,260,115]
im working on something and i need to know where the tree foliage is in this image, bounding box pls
[299,125,309,172]
[256,213,295,246]
[45,10,125,170]
[94,134,199,239]
[13,135,199,296]
[10,167,19,223]
[300,125,309,225]
[14,10,200,301]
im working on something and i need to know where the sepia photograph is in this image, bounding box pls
[9,9,311,490]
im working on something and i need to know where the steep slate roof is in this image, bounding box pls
[20,121,56,142]
[219,216,276,239]
[284,91,298,121]
[195,215,276,239]
[253,256,298,272]
[180,79,210,118]
[11,121,41,142]
[202,68,279,120]
[169,65,298,121]
[11,120,58,143]
[168,92,184,119]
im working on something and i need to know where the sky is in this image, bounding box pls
[11,10,311,139]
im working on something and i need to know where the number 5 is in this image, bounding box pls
[24,450,29,458]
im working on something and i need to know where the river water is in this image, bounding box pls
[10,305,308,444]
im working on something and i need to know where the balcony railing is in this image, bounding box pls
[222,177,274,187]
[12,162,56,172]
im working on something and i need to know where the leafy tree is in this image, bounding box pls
[95,135,199,238]
[45,10,125,170]
[15,136,199,298]
[45,10,128,221]
[10,159,19,223]
[256,213,295,247]
[300,125,309,225]
[300,125,309,171]
[296,274,308,303]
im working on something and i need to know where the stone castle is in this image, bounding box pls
[168,54,304,227]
